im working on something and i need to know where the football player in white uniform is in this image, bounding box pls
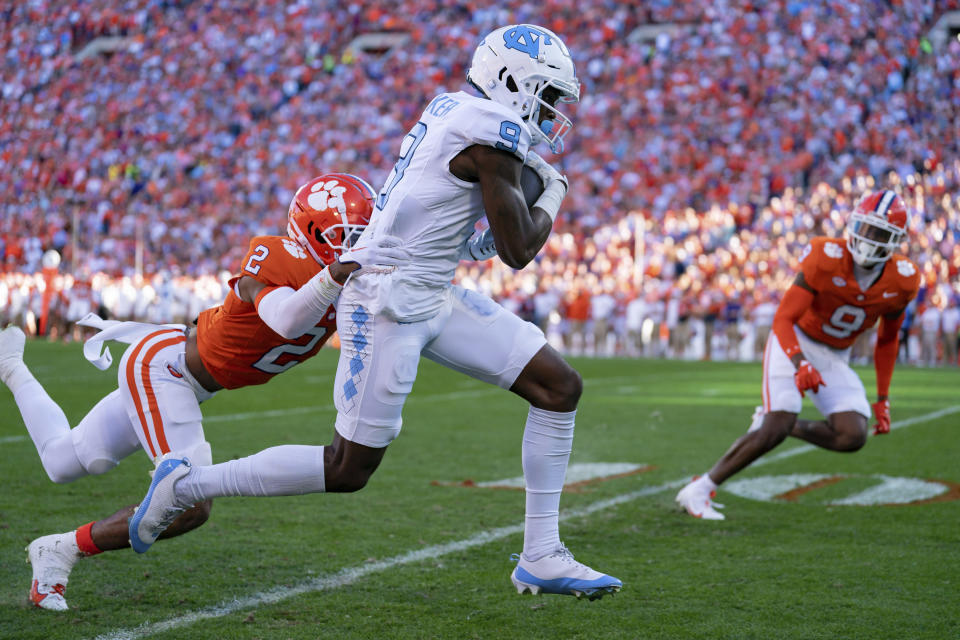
[132,24,621,600]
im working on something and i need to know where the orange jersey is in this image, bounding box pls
[796,237,920,349]
[196,235,336,389]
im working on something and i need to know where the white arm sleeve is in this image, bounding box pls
[255,267,342,339]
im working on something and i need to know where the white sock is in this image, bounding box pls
[176,445,325,503]
[33,532,83,584]
[521,406,575,561]
[14,380,85,483]
[2,358,36,393]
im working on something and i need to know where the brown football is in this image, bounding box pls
[520,164,545,209]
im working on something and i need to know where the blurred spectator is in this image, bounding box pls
[919,297,943,366]
[943,297,960,366]
[722,294,744,361]
[589,281,616,356]
[563,286,591,356]
[624,292,645,357]
[751,292,778,361]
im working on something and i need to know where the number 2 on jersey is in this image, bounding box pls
[252,326,329,374]
[377,121,428,209]
[244,245,269,275]
[821,304,867,339]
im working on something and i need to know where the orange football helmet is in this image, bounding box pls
[287,173,376,265]
[847,190,908,266]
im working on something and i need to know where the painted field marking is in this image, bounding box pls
[92,404,957,640]
[724,473,957,505]
[431,462,655,492]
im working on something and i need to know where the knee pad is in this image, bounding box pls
[40,434,89,483]
[71,428,121,476]
[176,440,212,466]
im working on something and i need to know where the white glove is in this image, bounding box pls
[459,228,497,261]
[524,151,568,222]
[338,235,409,268]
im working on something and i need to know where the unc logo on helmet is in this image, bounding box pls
[468,24,580,154]
[502,25,553,59]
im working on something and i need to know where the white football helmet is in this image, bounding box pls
[467,24,580,153]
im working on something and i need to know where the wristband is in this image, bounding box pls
[307,266,343,309]
[533,178,567,223]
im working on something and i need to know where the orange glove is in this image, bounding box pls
[872,399,891,435]
[794,360,825,397]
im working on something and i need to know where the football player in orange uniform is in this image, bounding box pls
[676,190,920,520]
[0,173,407,610]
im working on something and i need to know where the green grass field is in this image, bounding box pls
[1,339,958,640]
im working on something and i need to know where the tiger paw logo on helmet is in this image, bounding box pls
[307,180,348,216]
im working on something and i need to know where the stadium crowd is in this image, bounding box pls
[1,0,959,364]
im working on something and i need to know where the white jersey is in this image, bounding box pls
[361,90,532,321]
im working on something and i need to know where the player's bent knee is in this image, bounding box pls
[80,455,119,476]
[41,435,93,484]
[559,367,583,404]
[829,413,868,451]
[530,371,581,412]
[756,412,795,447]
[836,428,868,452]
[44,465,86,485]
[325,473,371,493]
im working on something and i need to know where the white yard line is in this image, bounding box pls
[92,404,957,640]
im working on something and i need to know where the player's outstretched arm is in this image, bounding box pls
[237,270,343,340]
[455,145,553,269]
[872,310,905,434]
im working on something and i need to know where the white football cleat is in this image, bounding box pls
[510,545,622,600]
[746,405,765,433]
[0,325,26,387]
[26,533,82,611]
[129,454,193,553]
[676,476,725,521]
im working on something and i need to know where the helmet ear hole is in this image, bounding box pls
[505,75,518,92]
